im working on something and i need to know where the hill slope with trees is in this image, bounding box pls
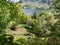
[0,0,60,45]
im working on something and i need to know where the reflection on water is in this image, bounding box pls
[24,8,41,15]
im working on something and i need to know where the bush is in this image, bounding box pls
[16,38,28,45]
[0,34,14,45]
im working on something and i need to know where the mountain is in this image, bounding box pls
[21,0,51,9]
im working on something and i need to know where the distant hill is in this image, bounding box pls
[21,0,51,9]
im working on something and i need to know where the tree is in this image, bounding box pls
[0,0,11,33]
[52,0,60,9]
[32,12,37,19]
[19,0,23,3]
[9,2,27,24]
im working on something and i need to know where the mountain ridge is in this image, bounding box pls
[21,0,51,9]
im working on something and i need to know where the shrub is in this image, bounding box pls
[0,34,14,45]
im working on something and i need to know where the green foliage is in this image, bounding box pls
[0,0,11,32]
[0,0,60,45]
[51,0,60,38]
[47,37,60,45]
[9,2,27,24]
[0,34,14,45]
[32,12,37,19]
[0,0,27,32]
[52,0,60,9]
[0,0,27,45]
[16,38,28,45]
[27,38,47,45]
[19,0,23,3]
[19,15,27,24]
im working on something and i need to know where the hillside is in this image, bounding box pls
[0,0,60,45]
[21,0,51,9]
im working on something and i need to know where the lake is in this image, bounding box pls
[24,8,42,15]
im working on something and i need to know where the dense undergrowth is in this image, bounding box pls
[0,0,60,45]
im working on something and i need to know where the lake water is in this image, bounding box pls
[24,8,41,15]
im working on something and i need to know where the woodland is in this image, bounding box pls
[0,0,60,45]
